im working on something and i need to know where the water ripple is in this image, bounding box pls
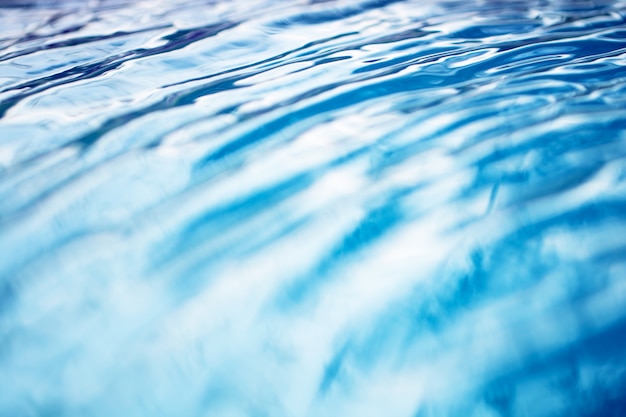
[1,0,626,416]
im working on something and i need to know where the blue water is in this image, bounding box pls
[1,0,626,416]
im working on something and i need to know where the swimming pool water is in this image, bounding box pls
[1,0,626,416]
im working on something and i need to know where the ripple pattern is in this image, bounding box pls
[1,1,626,416]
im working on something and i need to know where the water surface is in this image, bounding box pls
[1,0,626,416]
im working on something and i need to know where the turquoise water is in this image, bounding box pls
[1,0,626,416]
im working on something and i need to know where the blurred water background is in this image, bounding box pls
[1,0,626,416]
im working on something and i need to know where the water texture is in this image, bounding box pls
[1,0,626,415]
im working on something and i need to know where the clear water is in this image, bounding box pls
[1,0,626,416]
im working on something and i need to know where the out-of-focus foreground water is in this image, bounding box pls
[1,0,626,416]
